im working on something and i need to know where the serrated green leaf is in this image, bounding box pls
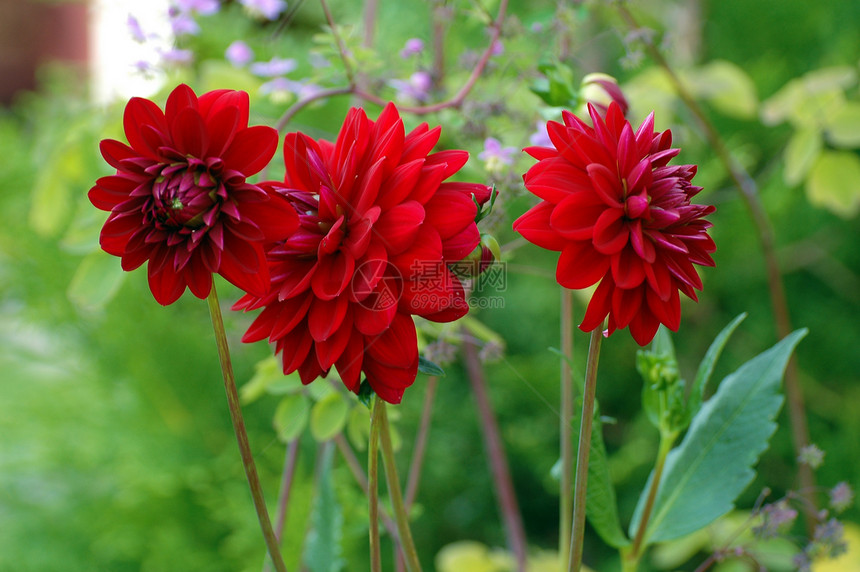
[824,102,860,147]
[303,445,344,572]
[629,329,807,544]
[783,127,823,186]
[418,356,446,377]
[806,151,860,218]
[273,394,309,442]
[310,391,349,441]
[67,250,126,312]
[687,313,747,420]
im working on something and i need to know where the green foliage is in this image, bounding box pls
[629,329,807,544]
[582,407,630,548]
[418,356,446,377]
[274,393,310,442]
[310,391,350,442]
[303,446,345,572]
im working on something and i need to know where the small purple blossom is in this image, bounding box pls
[792,551,812,572]
[239,0,287,20]
[753,499,798,538]
[389,71,433,102]
[812,518,848,559]
[173,0,220,15]
[127,14,146,43]
[798,444,825,469]
[260,78,322,100]
[490,39,504,56]
[530,22,544,33]
[169,11,200,36]
[400,38,425,59]
[478,137,517,172]
[250,57,297,77]
[829,482,854,513]
[529,121,551,147]
[225,41,254,67]
[159,48,194,65]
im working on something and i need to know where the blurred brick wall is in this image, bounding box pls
[0,0,89,104]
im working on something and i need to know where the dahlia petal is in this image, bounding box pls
[523,156,593,204]
[269,293,314,340]
[205,105,240,157]
[401,124,441,163]
[376,158,425,210]
[665,253,703,291]
[222,125,278,175]
[276,259,316,300]
[367,108,405,176]
[647,287,681,331]
[308,295,349,342]
[628,306,661,346]
[644,259,673,301]
[556,242,610,289]
[587,163,623,205]
[401,264,469,321]
[616,123,640,177]
[352,156,385,215]
[147,259,187,305]
[391,224,443,277]
[513,202,567,251]
[524,144,556,160]
[219,239,268,297]
[184,255,213,299]
[374,201,425,255]
[629,220,656,263]
[236,191,299,242]
[170,107,209,159]
[634,112,656,156]
[409,163,449,206]
[442,224,480,262]
[335,333,365,393]
[425,149,469,179]
[424,188,477,240]
[89,176,136,210]
[124,96,167,157]
[101,210,143,242]
[366,313,417,368]
[297,351,326,385]
[241,304,282,343]
[579,277,613,333]
[625,158,652,194]
[283,133,322,192]
[277,328,315,374]
[200,90,249,129]
[611,284,643,329]
[165,84,198,126]
[592,208,629,255]
[549,192,603,240]
[354,284,399,335]
[611,247,646,289]
[311,251,355,300]
[364,354,419,404]
[99,139,138,171]
[315,309,354,370]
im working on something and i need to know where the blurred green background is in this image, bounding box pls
[1,0,858,570]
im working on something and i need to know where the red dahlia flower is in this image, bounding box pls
[88,84,298,305]
[234,103,491,403]
[513,102,716,345]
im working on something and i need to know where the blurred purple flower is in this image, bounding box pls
[260,78,323,101]
[169,11,200,36]
[829,482,854,513]
[529,121,551,147]
[173,0,220,15]
[478,137,517,171]
[225,41,254,67]
[239,0,287,20]
[127,14,146,43]
[250,57,297,77]
[490,39,504,56]
[389,71,432,102]
[159,48,194,65]
[400,38,425,59]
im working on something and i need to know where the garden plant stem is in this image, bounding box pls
[568,327,604,572]
[560,289,575,569]
[378,398,423,572]
[616,3,816,528]
[368,396,384,572]
[206,285,288,572]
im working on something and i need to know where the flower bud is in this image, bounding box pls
[579,73,629,117]
[456,234,501,277]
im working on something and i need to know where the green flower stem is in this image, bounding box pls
[206,285,287,572]
[378,397,423,572]
[560,288,575,569]
[568,327,604,572]
[616,1,816,530]
[623,433,675,572]
[368,397,384,572]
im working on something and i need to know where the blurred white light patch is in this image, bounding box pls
[90,0,171,102]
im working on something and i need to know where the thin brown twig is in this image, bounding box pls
[616,1,816,533]
[462,328,528,572]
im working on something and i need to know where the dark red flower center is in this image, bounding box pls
[151,157,226,230]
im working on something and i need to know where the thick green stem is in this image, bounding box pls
[560,289,575,568]
[624,434,674,572]
[568,327,604,572]
[378,398,423,572]
[206,285,287,572]
[368,397,384,572]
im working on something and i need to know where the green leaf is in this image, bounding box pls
[582,408,630,548]
[418,356,446,377]
[310,391,349,441]
[685,60,758,119]
[783,126,823,186]
[346,405,370,451]
[67,250,126,312]
[824,102,860,148]
[629,329,807,544]
[240,357,302,404]
[806,151,860,218]
[273,394,310,442]
[303,445,344,572]
[686,313,747,421]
